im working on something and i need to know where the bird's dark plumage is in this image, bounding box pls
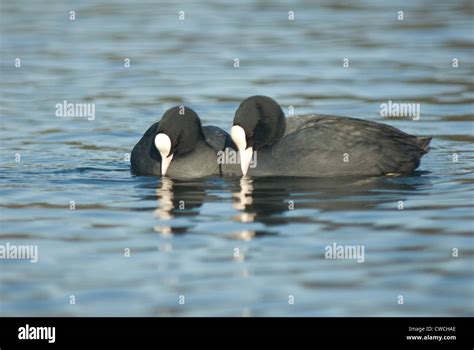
[131,107,234,178]
[232,96,432,177]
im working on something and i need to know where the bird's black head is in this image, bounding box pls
[154,106,204,175]
[231,96,286,175]
[156,106,204,157]
[232,95,286,151]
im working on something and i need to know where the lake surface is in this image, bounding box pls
[1,0,473,316]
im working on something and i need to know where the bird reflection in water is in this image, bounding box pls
[153,177,174,236]
[231,176,257,240]
[228,174,433,240]
[152,178,209,236]
[232,176,256,223]
[154,177,174,220]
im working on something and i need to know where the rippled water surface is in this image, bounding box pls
[1,0,473,316]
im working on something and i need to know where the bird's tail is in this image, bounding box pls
[416,137,432,154]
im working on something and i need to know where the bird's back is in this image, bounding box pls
[248,114,431,177]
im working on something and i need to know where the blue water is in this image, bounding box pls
[0,0,473,316]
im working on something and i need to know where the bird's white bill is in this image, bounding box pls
[239,147,253,176]
[231,125,246,151]
[160,154,174,176]
[155,133,174,176]
[231,125,253,176]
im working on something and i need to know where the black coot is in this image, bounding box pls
[131,106,235,178]
[230,95,432,177]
